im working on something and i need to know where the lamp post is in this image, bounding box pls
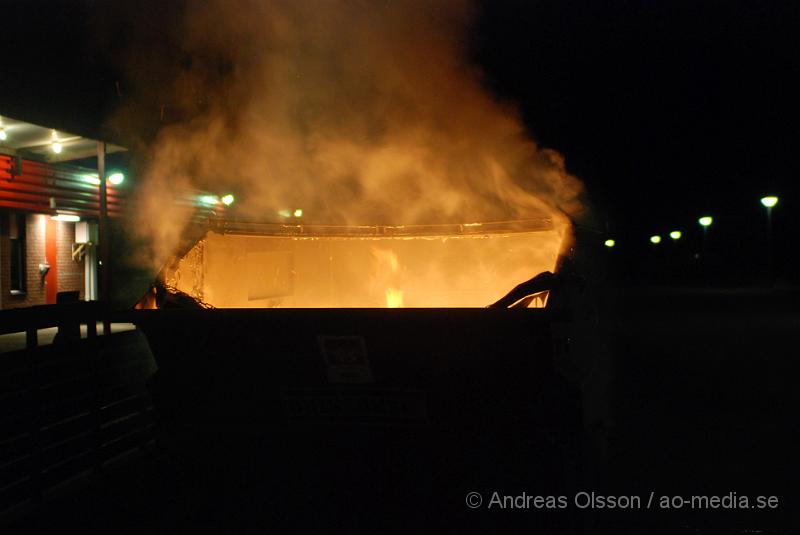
[698,216,712,257]
[760,196,779,285]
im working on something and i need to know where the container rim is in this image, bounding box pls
[208,217,555,237]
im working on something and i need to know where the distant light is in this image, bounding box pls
[83,174,101,185]
[669,230,682,240]
[0,127,6,141]
[650,235,662,244]
[51,214,80,222]
[200,195,219,205]
[698,216,713,227]
[760,196,778,208]
[108,172,125,185]
[221,194,235,206]
[293,209,303,217]
[278,209,291,218]
[604,239,615,248]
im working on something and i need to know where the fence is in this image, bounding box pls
[0,302,156,519]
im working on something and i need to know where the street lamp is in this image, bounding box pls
[604,239,615,248]
[760,196,779,284]
[698,216,713,260]
[650,235,662,244]
[669,230,682,240]
[760,196,778,209]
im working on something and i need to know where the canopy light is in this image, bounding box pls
[698,216,713,227]
[760,196,778,208]
[0,127,6,141]
[200,195,220,205]
[669,230,682,240]
[604,239,615,248]
[221,194,235,206]
[51,214,80,222]
[293,209,303,217]
[650,235,662,244]
[108,172,125,185]
[50,129,62,153]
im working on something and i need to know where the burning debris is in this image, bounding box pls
[134,281,213,310]
[144,219,565,308]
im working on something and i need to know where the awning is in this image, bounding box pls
[0,114,126,163]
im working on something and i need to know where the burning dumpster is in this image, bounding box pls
[133,217,581,532]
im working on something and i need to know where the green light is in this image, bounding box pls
[650,235,662,244]
[760,196,778,208]
[293,209,303,217]
[221,194,235,206]
[108,172,125,185]
[604,239,615,248]
[698,216,713,227]
[200,195,219,205]
[669,230,682,240]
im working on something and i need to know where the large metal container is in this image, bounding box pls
[136,218,576,531]
[136,307,578,532]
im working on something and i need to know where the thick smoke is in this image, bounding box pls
[111,0,584,267]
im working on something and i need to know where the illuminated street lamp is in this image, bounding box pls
[760,196,778,209]
[698,215,713,260]
[221,194,235,206]
[760,196,779,284]
[669,230,682,240]
[650,235,662,244]
[108,172,125,185]
[604,239,615,248]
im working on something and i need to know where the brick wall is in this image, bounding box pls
[56,220,84,299]
[0,213,83,309]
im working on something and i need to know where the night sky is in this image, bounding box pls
[1,0,798,282]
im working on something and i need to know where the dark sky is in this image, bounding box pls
[473,1,799,229]
[1,0,798,278]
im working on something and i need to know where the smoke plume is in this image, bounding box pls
[106,0,584,267]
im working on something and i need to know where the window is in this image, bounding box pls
[10,213,26,294]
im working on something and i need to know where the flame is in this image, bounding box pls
[134,286,159,309]
[385,288,404,308]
